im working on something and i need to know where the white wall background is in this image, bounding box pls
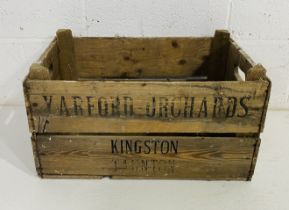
[0,0,288,109]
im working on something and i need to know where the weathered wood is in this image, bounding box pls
[38,39,60,79]
[35,135,258,180]
[26,80,269,134]
[259,76,271,132]
[225,42,270,133]
[226,39,255,81]
[208,30,230,81]
[56,29,77,80]
[238,47,255,74]
[78,76,208,81]
[226,40,240,80]
[74,37,211,79]
[246,64,267,81]
[31,134,42,177]
[23,75,35,132]
[23,30,271,180]
[28,63,50,80]
[247,138,261,180]
[42,174,103,179]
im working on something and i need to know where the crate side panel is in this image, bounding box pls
[37,135,257,180]
[74,37,211,78]
[27,80,269,133]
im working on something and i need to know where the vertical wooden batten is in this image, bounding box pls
[208,30,230,81]
[56,29,78,80]
[246,64,271,133]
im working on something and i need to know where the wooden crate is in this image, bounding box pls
[23,29,271,180]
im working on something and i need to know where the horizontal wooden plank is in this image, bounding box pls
[74,37,211,78]
[25,80,269,133]
[36,135,258,180]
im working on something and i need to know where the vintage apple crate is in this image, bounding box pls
[23,29,271,180]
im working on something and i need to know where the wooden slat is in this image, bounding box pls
[239,48,255,74]
[208,30,230,81]
[247,138,261,180]
[56,29,77,80]
[42,41,60,80]
[36,38,60,80]
[25,80,269,134]
[36,135,258,180]
[246,64,267,81]
[42,175,103,179]
[23,75,35,132]
[226,40,240,80]
[73,37,212,79]
[38,38,56,64]
[31,134,42,177]
[28,63,50,80]
[259,76,271,132]
[226,39,255,80]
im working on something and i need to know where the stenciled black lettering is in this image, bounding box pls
[161,141,169,154]
[189,97,195,118]
[43,96,52,113]
[98,97,108,116]
[125,140,133,153]
[171,97,181,118]
[110,139,178,155]
[198,97,208,118]
[159,97,168,118]
[112,159,176,173]
[213,96,225,118]
[86,96,94,115]
[144,140,151,154]
[134,140,142,153]
[111,97,120,116]
[123,96,133,116]
[60,96,69,116]
[146,97,156,117]
[72,96,83,115]
[184,97,195,118]
[238,96,251,117]
[111,140,118,153]
[120,140,124,153]
[226,96,237,117]
[153,140,159,154]
[170,140,178,153]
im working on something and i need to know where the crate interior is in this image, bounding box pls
[73,37,213,80]
[30,30,255,82]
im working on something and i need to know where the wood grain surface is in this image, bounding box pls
[25,79,269,134]
[35,135,258,180]
[23,31,271,180]
[74,37,211,79]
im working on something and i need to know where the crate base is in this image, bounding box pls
[41,175,249,181]
[32,134,260,180]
